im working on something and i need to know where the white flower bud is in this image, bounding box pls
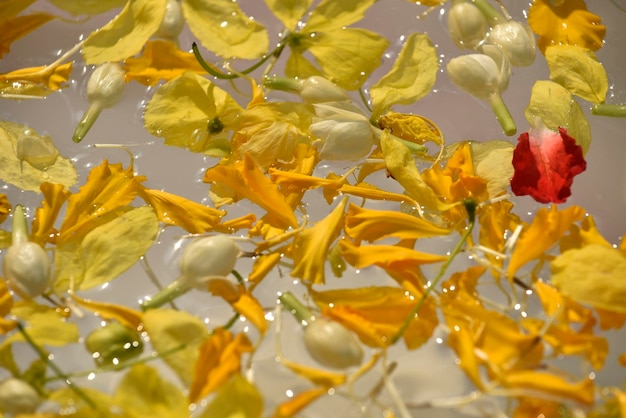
[154,0,184,41]
[179,235,240,288]
[479,44,511,92]
[310,101,374,160]
[303,318,363,369]
[0,378,40,415]
[3,242,51,299]
[447,2,488,49]
[74,62,126,143]
[299,76,349,103]
[446,53,504,98]
[488,21,536,67]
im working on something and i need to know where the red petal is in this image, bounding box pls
[510,127,586,204]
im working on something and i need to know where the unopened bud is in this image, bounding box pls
[303,318,363,369]
[447,1,488,49]
[85,322,143,367]
[0,378,40,415]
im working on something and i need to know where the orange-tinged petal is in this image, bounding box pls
[507,205,585,278]
[138,187,225,233]
[528,0,605,54]
[248,252,282,286]
[447,327,484,390]
[124,40,206,86]
[595,307,626,331]
[59,161,144,244]
[0,279,17,333]
[345,203,450,243]
[0,193,10,224]
[273,387,327,418]
[69,292,143,330]
[0,62,73,95]
[280,358,346,387]
[502,371,595,405]
[534,281,596,331]
[207,279,268,334]
[0,13,54,59]
[188,329,253,403]
[290,197,347,284]
[31,182,71,246]
[215,213,257,233]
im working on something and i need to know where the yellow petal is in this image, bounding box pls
[198,374,263,418]
[370,33,438,120]
[69,292,143,330]
[502,371,595,405]
[138,187,225,233]
[124,40,207,86]
[280,358,346,387]
[188,329,253,402]
[378,112,444,146]
[203,155,298,229]
[47,0,126,16]
[0,280,17,334]
[31,182,72,246]
[528,0,605,54]
[290,197,347,284]
[345,203,450,243]
[0,61,73,97]
[82,0,167,64]
[207,279,268,334]
[182,0,268,59]
[507,205,585,278]
[273,387,328,418]
[265,0,313,30]
[0,193,10,225]
[0,13,54,59]
[306,0,376,32]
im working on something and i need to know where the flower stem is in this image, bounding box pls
[140,279,189,311]
[471,0,506,25]
[371,126,428,154]
[392,199,477,344]
[17,322,97,409]
[278,292,316,325]
[591,103,626,117]
[11,205,29,246]
[487,93,516,136]
[263,76,302,93]
[73,102,103,143]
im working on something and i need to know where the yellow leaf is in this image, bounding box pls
[0,13,54,59]
[69,292,143,330]
[181,0,269,59]
[305,28,388,90]
[143,309,210,387]
[344,203,450,243]
[198,374,263,418]
[53,206,158,293]
[203,155,298,229]
[502,371,595,405]
[47,0,126,16]
[188,329,253,402]
[507,205,585,278]
[528,0,605,54]
[545,45,608,104]
[124,40,206,86]
[525,80,591,154]
[370,33,438,120]
[290,197,347,284]
[280,358,346,387]
[144,72,242,155]
[82,0,167,64]
[0,121,77,192]
[273,387,327,418]
[138,187,225,233]
[114,364,188,418]
[207,279,268,334]
[380,130,452,212]
[551,244,626,314]
[265,0,313,30]
[58,160,144,244]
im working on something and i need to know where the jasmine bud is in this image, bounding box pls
[0,378,40,415]
[447,1,488,49]
[303,318,364,369]
[488,21,536,67]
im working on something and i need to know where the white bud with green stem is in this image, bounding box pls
[2,205,51,299]
[279,292,363,369]
[447,53,516,135]
[73,62,126,143]
[141,234,241,310]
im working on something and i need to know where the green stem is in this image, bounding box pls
[17,322,97,409]
[359,88,373,113]
[392,199,477,344]
[371,125,428,154]
[486,92,516,136]
[45,344,186,382]
[471,0,506,25]
[263,76,302,93]
[222,312,240,331]
[73,102,103,143]
[11,205,29,246]
[192,37,289,80]
[140,279,189,311]
[279,292,316,325]
[591,103,626,117]
[231,269,245,285]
